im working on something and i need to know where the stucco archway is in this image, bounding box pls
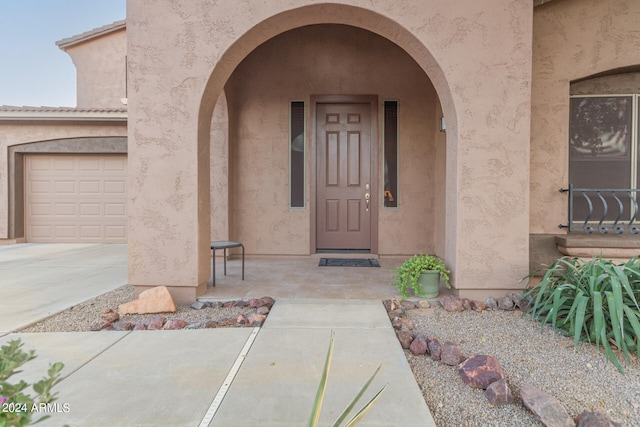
[197,3,459,268]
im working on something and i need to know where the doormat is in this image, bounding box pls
[318,258,380,267]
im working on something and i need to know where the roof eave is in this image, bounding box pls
[56,20,126,50]
[0,111,128,122]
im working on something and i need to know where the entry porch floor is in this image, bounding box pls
[200,255,453,301]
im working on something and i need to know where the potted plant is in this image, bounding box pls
[391,252,450,299]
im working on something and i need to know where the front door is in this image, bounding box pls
[316,102,372,250]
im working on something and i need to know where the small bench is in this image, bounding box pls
[211,241,245,286]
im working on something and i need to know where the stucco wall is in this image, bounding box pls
[64,29,127,109]
[225,24,437,256]
[127,0,532,299]
[530,0,640,234]
[0,123,127,239]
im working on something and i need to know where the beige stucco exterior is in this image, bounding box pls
[126,0,533,302]
[3,0,638,304]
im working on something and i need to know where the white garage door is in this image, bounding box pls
[25,154,127,243]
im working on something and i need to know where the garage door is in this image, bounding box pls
[25,154,127,243]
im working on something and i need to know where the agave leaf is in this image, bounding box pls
[342,384,387,427]
[605,291,624,353]
[332,365,383,427]
[600,323,625,374]
[573,295,588,348]
[593,291,604,351]
[622,304,640,358]
[308,331,335,427]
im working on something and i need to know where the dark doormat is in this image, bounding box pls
[318,258,380,267]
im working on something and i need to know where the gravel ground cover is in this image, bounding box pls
[18,288,640,426]
[406,305,640,427]
[21,285,256,332]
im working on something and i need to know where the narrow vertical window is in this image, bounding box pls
[290,101,305,208]
[384,101,398,207]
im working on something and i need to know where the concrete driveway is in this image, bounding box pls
[0,243,127,334]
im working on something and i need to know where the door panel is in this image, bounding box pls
[316,103,371,250]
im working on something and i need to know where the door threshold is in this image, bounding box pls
[312,251,378,260]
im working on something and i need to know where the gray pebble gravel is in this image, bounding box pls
[406,306,640,427]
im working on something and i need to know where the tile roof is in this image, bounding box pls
[0,105,126,113]
[0,105,127,121]
[56,20,126,50]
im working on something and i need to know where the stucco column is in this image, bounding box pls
[127,1,211,303]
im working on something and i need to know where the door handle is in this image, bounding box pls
[365,192,370,211]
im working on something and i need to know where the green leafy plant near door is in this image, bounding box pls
[523,256,640,374]
[391,252,450,299]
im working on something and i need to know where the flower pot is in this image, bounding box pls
[417,270,440,298]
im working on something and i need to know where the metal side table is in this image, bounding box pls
[210,241,244,286]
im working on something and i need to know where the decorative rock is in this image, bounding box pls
[219,317,236,327]
[392,318,404,330]
[101,309,120,323]
[147,315,166,330]
[396,331,413,349]
[401,300,417,310]
[575,410,622,427]
[184,322,203,329]
[248,313,266,326]
[236,314,249,325]
[462,298,472,311]
[515,294,533,311]
[409,337,428,356]
[497,296,514,310]
[441,341,463,366]
[132,323,147,331]
[260,297,276,308]
[248,298,262,308]
[205,320,219,328]
[111,321,133,331]
[485,379,513,405]
[440,295,464,312]
[485,297,498,310]
[427,337,441,360]
[388,308,406,319]
[118,286,176,315]
[401,318,414,331]
[224,301,236,308]
[101,325,116,331]
[470,300,486,312]
[389,299,402,311]
[234,300,249,308]
[256,306,270,315]
[520,383,575,427]
[417,300,431,309]
[90,320,111,331]
[458,355,505,389]
[163,319,189,330]
[190,301,207,310]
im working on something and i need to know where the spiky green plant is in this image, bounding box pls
[307,331,386,427]
[524,256,640,374]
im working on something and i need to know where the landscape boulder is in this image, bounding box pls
[485,297,498,310]
[497,296,514,310]
[575,410,622,427]
[101,309,120,323]
[484,379,513,405]
[147,315,166,330]
[163,319,189,330]
[118,286,176,315]
[440,341,463,366]
[409,337,428,356]
[520,383,575,427]
[440,295,464,312]
[458,355,504,389]
[427,337,442,361]
[396,331,413,349]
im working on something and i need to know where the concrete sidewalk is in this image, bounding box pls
[0,244,127,333]
[2,299,435,426]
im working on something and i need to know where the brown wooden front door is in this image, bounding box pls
[316,102,372,250]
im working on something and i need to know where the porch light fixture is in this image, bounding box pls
[439,116,446,132]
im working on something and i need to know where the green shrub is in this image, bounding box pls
[524,256,640,374]
[391,252,450,299]
[0,339,65,426]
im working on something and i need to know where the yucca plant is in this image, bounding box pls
[307,331,386,427]
[524,256,640,374]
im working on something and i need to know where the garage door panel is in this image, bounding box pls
[25,154,127,243]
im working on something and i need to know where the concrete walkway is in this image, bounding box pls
[0,244,435,425]
[0,244,127,334]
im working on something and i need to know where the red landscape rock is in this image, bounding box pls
[520,383,575,427]
[440,341,462,366]
[458,355,504,389]
[118,286,176,315]
[484,379,513,405]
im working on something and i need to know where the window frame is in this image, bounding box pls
[382,99,399,209]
